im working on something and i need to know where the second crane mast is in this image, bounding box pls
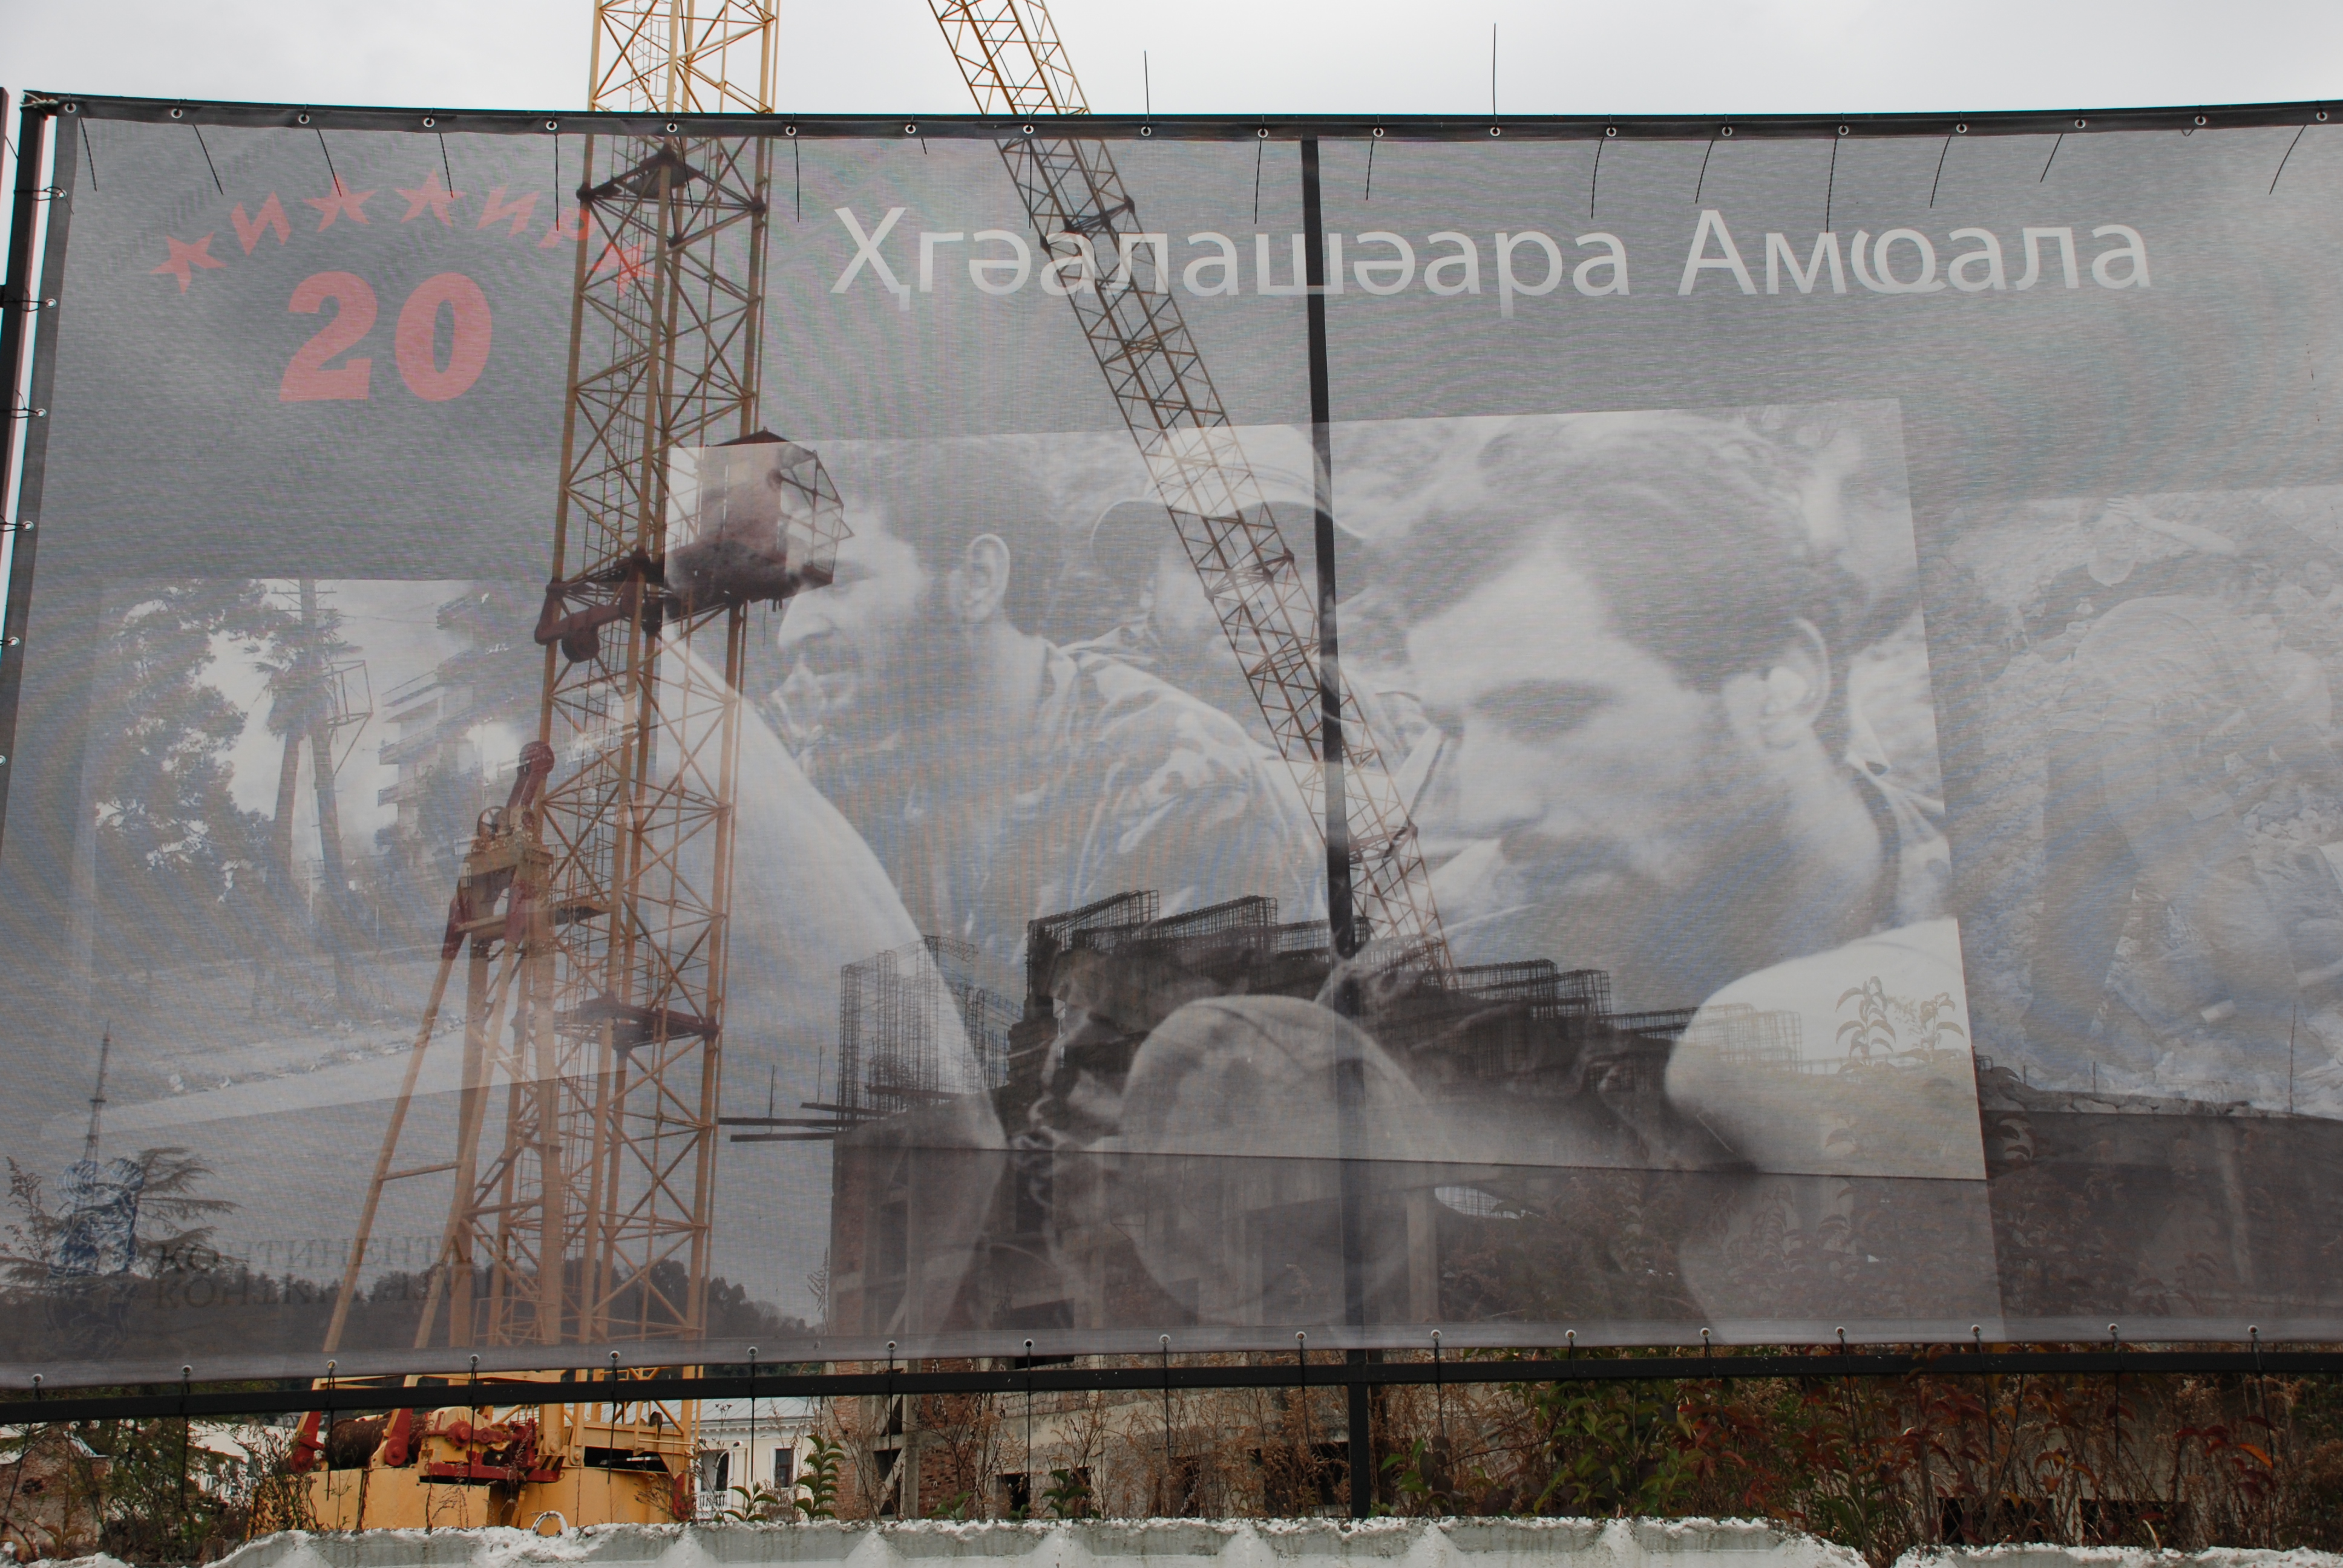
[927,2,1449,967]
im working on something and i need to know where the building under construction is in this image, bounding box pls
[819,889,1791,1344]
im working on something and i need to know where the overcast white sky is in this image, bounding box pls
[0,0,2338,118]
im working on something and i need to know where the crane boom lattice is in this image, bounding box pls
[926,2,1450,967]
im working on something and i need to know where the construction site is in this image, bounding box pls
[217,0,1502,1530]
[22,0,2343,1549]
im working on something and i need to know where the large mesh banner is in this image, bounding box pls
[4,98,2342,1383]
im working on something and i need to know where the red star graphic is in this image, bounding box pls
[592,241,649,295]
[304,178,376,231]
[395,169,464,226]
[151,233,226,293]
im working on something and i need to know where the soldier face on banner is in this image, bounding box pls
[773,514,966,756]
[1392,411,1912,1014]
[1409,544,1835,1007]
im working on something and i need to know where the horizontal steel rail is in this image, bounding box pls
[6,1349,2342,1425]
[27,91,2341,142]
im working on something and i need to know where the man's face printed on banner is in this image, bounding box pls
[1388,412,1902,1013]
[773,512,949,753]
[1411,546,1761,976]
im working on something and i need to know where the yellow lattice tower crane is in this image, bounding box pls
[298,0,841,1529]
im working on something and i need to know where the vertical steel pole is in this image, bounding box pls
[0,98,64,848]
[1300,136,1375,1521]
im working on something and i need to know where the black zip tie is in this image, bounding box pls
[2272,123,2310,194]
[1693,137,1714,203]
[1588,136,1602,218]
[1822,134,1837,230]
[315,126,339,191]
[1928,132,1951,207]
[1253,134,1263,223]
[1363,134,1374,201]
[192,122,223,195]
[2039,130,2063,181]
[79,117,96,193]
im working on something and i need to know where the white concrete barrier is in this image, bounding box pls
[40,1523,2343,1568]
[198,1521,1861,1568]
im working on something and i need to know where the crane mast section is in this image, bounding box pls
[524,126,770,1351]
[591,0,778,116]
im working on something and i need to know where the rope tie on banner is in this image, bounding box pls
[439,131,455,200]
[1363,134,1374,201]
[1023,1339,1034,1505]
[315,128,340,193]
[2108,1325,2123,1464]
[1588,135,1603,219]
[1928,132,1951,207]
[2272,121,2312,194]
[191,121,223,195]
[1822,135,1838,232]
[2039,131,2064,181]
[78,118,97,193]
[1294,1331,1311,1480]
[1693,137,1715,204]
[177,1365,192,1530]
[1430,1330,1445,1452]
[1160,1336,1173,1511]
[468,1354,480,1483]
[1253,134,1263,224]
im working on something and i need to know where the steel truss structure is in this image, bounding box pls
[926,2,1452,970]
[326,8,781,1362]
[591,0,777,119]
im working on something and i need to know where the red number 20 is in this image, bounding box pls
[280,271,492,404]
